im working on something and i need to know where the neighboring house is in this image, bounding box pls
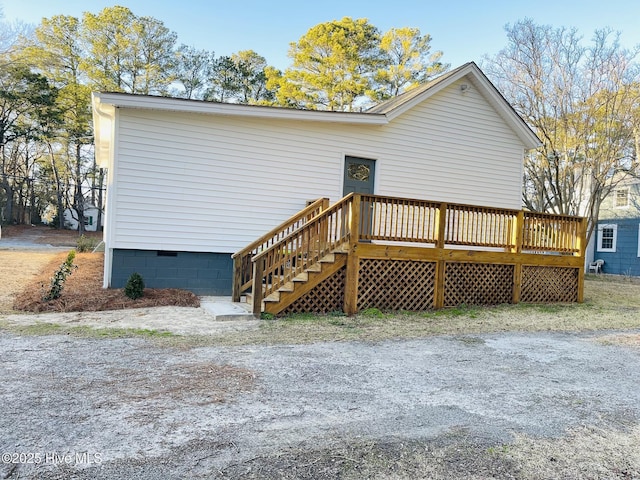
[63,204,103,232]
[91,62,541,295]
[592,177,640,276]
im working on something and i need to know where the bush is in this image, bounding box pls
[124,272,145,300]
[76,234,99,253]
[43,250,77,301]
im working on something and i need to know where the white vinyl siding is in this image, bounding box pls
[597,224,617,253]
[109,79,527,253]
[374,81,523,208]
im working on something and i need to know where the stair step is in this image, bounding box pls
[244,247,347,314]
[264,292,280,303]
[319,253,335,263]
[278,281,294,293]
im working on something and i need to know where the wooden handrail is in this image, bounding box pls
[231,197,329,301]
[252,193,354,262]
[250,194,355,314]
[232,197,329,260]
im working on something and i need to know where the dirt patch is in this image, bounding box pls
[12,251,200,312]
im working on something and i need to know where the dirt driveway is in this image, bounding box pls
[1,328,640,479]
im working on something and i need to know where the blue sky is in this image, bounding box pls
[3,0,639,70]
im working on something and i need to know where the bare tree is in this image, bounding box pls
[484,19,640,244]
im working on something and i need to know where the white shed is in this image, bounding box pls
[92,62,540,295]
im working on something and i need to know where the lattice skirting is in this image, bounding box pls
[280,267,346,315]
[444,262,514,307]
[521,266,578,303]
[278,260,579,315]
[357,259,436,311]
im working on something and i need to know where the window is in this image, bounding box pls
[614,188,629,208]
[347,163,371,182]
[597,224,617,252]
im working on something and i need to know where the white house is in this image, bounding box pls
[63,203,103,232]
[92,62,540,295]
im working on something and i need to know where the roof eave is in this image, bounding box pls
[91,92,388,125]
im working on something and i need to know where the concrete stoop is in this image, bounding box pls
[199,296,255,321]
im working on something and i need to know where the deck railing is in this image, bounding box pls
[236,194,586,314]
[359,195,440,243]
[249,194,354,314]
[522,212,582,253]
[231,197,329,301]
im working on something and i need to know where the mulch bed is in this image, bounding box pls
[13,252,200,313]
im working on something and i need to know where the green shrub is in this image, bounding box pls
[43,250,77,301]
[360,307,385,318]
[76,234,99,253]
[124,272,145,300]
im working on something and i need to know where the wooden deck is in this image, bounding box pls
[233,194,586,317]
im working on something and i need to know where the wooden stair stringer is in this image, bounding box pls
[263,253,347,315]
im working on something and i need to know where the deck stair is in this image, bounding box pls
[245,251,347,314]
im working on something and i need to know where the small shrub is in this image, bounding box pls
[124,272,145,300]
[360,307,385,318]
[43,250,77,301]
[76,234,99,252]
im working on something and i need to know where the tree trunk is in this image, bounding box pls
[96,167,104,232]
[47,143,65,229]
[0,179,13,224]
[75,143,85,234]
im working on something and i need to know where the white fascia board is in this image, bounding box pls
[92,92,388,126]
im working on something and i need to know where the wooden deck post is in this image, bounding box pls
[512,211,524,304]
[232,256,242,302]
[252,257,264,318]
[344,195,361,315]
[319,197,330,255]
[434,202,447,309]
[576,217,588,303]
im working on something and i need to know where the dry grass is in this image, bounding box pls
[12,251,200,313]
[219,423,640,479]
[0,251,60,314]
[503,424,640,479]
[105,362,256,405]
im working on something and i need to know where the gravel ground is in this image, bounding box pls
[1,329,639,479]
